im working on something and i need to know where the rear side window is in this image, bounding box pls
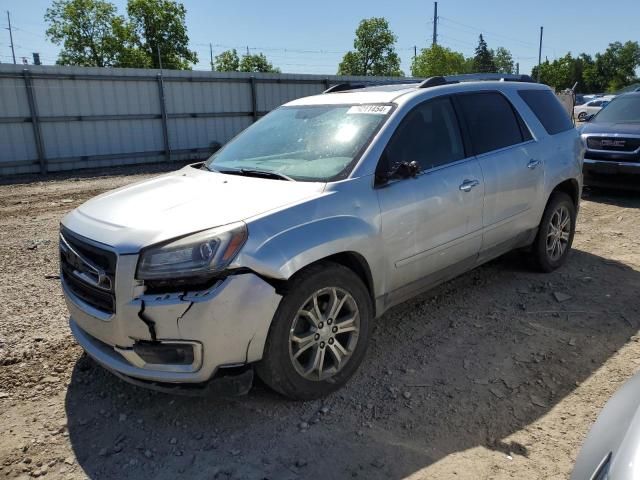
[456,92,525,155]
[518,89,573,135]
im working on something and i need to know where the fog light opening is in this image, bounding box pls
[133,341,195,366]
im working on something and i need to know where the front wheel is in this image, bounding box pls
[577,111,587,121]
[256,262,372,400]
[530,192,576,272]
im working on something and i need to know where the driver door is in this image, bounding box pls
[376,96,484,304]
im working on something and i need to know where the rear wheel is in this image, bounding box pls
[577,111,587,121]
[530,192,576,272]
[256,262,372,400]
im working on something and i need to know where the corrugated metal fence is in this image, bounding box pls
[0,64,411,176]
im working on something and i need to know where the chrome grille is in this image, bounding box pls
[587,137,640,152]
[60,228,116,314]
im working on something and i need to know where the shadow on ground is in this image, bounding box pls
[64,247,640,480]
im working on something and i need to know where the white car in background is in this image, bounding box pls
[574,97,615,121]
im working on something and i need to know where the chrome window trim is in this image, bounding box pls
[474,139,537,160]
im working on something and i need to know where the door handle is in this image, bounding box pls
[527,159,542,169]
[459,179,480,192]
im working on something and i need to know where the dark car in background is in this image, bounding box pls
[580,93,640,189]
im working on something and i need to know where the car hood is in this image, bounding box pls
[580,122,640,136]
[61,165,326,253]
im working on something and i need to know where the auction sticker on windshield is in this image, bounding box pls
[347,105,392,115]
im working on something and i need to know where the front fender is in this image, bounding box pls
[238,214,379,281]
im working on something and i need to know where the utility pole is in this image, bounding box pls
[516,62,519,75]
[209,43,214,71]
[414,45,417,61]
[156,44,163,71]
[6,11,16,64]
[537,26,543,82]
[432,2,438,46]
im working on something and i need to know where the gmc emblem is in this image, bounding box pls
[600,139,626,148]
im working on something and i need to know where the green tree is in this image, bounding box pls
[45,0,134,67]
[126,0,198,69]
[493,47,514,74]
[473,34,496,73]
[239,53,280,73]
[594,41,640,91]
[214,49,240,72]
[411,44,467,77]
[338,17,403,76]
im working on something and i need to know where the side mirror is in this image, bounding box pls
[390,160,421,179]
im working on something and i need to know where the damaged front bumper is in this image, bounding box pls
[64,255,282,387]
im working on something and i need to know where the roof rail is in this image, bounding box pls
[417,73,534,89]
[323,83,367,93]
[417,76,450,88]
[323,80,421,94]
[443,73,534,83]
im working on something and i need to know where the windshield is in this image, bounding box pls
[205,104,392,181]
[592,95,640,123]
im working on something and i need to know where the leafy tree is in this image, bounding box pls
[127,0,198,69]
[531,43,640,93]
[473,34,496,73]
[593,41,640,91]
[214,49,240,72]
[45,0,132,67]
[493,47,514,74]
[239,53,280,73]
[411,44,467,77]
[338,17,403,76]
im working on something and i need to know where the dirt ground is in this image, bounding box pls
[1,165,639,480]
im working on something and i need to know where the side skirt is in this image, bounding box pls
[375,227,538,317]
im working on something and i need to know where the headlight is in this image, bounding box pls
[136,222,247,280]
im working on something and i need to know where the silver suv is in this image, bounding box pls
[60,74,584,400]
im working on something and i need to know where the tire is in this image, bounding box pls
[530,192,576,272]
[256,262,372,400]
[577,111,587,121]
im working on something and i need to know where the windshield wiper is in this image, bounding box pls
[215,167,295,181]
[240,168,295,181]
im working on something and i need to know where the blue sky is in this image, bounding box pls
[1,0,639,76]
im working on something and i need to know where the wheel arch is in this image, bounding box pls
[550,178,580,208]
[276,252,377,317]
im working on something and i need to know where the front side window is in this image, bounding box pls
[381,97,466,173]
[205,104,391,182]
[592,95,640,123]
[456,92,525,155]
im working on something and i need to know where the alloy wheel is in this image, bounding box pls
[546,205,571,261]
[288,287,360,381]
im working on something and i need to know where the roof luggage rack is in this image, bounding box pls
[418,73,534,88]
[323,83,367,93]
[323,80,421,94]
[323,73,536,94]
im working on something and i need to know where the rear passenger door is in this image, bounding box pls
[376,96,484,300]
[455,91,542,251]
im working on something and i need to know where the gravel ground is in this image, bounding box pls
[1,165,639,480]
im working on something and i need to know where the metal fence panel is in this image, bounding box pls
[0,64,413,176]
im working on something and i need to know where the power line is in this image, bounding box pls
[439,16,540,49]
